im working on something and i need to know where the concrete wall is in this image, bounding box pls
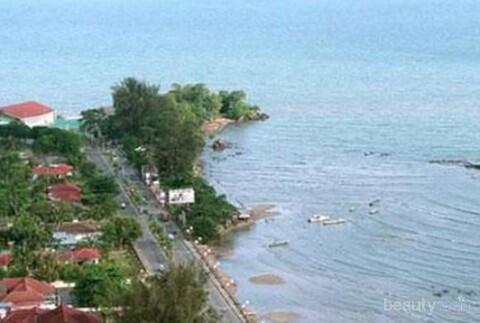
[22,111,55,127]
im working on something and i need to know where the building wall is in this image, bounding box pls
[22,112,55,127]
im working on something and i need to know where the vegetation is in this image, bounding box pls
[0,152,30,217]
[101,216,142,249]
[149,219,172,257]
[115,265,217,323]
[73,262,127,307]
[0,123,139,285]
[79,78,258,241]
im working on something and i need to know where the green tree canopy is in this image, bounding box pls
[101,216,141,248]
[73,262,126,307]
[0,152,31,217]
[116,265,217,323]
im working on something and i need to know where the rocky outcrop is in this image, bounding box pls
[212,139,230,151]
[243,111,270,122]
[429,159,480,170]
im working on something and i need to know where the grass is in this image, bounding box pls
[108,248,142,277]
[148,219,173,259]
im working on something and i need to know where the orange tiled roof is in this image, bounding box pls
[47,182,81,202]
[33,164,73,176]
[0,278,55,307]
[2,305,101,323]
[0,101,53,119]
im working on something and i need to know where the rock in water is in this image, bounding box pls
[212,139,228,151]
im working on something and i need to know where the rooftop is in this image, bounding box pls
[2,305,101,323]
[0,278,55,307]
[54,222,98,235]
[0,101,53,120]
[33,164,73,177]
[47,182,81,202]
[63,248,101,263]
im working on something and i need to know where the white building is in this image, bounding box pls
[0,101,55,127]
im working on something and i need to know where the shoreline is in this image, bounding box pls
[202,117,236,136]
[200,116,271,322]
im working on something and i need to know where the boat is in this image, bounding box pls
[267,239,289,248]
[322,219,347,225]
[308,214,331,223]
[369,208,379,215]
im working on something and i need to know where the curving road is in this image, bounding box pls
[86,145,246,323]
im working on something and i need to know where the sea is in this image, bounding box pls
[2,0,480,322]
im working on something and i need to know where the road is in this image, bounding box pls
[85,146,168,273]
[86,145,246,323]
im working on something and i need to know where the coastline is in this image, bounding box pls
[199,116,272,322]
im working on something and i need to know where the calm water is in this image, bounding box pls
[2,0,480,322]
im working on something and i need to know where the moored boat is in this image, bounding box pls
[267,239,289,248]
[322,219,347,225]
[308,214,331,223]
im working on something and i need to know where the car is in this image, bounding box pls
[120,202,127,209]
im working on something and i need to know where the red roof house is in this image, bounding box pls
[0,102,55,128]
[33,164,73,178]
[47,183,81,202]
[0,253,12,269]
[0,307,47,323]
[2,305,101,323]
[0,278,55,307]
[62,248,101,265]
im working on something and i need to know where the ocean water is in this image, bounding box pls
[2,0,480,322]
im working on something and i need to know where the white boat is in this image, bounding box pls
[322,219,347,225]
[268,239,289,248]
[308,214,331,223]
[369,208,379,215]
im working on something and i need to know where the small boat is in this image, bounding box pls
[322,219,347,226]
[308,214,331,223]
[369,208,379,215]
[268,239,289,248]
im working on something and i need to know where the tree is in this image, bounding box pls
[82,175,118,206]
[73,263,126,307]
[116,265,217,323]
[8,215,53,271]
[111,78,160,139]
[31,127,82,161]
[101,217,141,248]
[80,108,108,138]
[151,98,204,178]
[29,199,74,225]
[169,84,221,120]
[219,90,258,120]
[32,252,61,282]
[0,153,30,217]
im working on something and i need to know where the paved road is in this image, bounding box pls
[86,146,246,323]
[85,146,168,273]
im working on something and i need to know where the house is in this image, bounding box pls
[47,183,81,202]
[2,304,101,323]
[53,222,99,247]
[0,278,56,308]
[33,164,73,179]
[62,248,101,265]
[0,254,12,270]
[0,101,55,128]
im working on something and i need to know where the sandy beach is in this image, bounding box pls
[202,117,235,136]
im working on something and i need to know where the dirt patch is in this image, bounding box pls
[263,310,301,323]
[249,274,285,285]
[202,117,235,135]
